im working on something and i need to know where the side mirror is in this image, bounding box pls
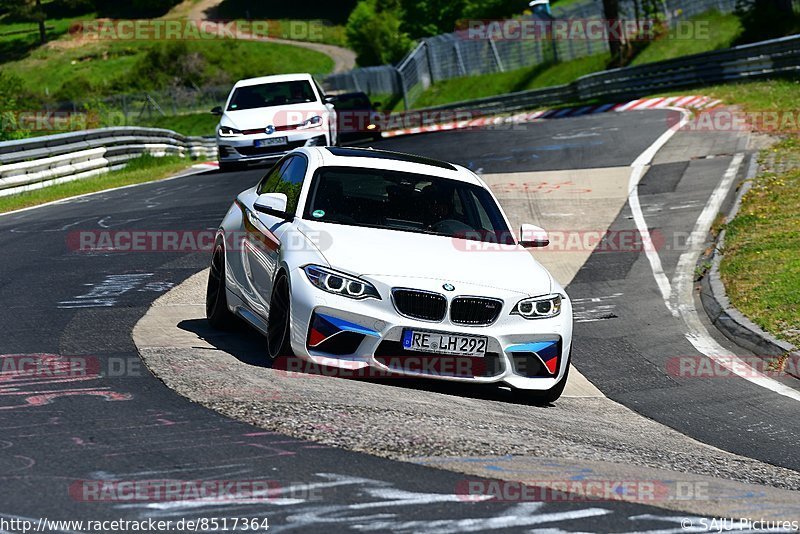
[323,95,337,104]
[254,193,291,220]
[211,106,223,116]
[520,224,549,247]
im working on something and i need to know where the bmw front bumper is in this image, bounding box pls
[285,267,573,391]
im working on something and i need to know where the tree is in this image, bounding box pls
[0,0,47,44]
[346,0,414,66]
[602,0,623,66]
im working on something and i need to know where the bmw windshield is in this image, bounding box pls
[303,167,513,243]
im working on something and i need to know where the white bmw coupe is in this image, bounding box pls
[206,147,573,402]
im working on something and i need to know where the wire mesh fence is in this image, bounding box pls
[323,0,783,110]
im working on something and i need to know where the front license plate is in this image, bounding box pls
[402,329,487,357]
[254,137,287,147]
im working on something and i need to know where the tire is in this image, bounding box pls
[218,161,242,173]
[266,272,293,359]
[516,351,571,405]
[206,243,237,329]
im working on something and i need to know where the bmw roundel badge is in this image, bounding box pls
[443,283,455,291]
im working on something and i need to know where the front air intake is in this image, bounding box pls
[391,289,447,322]
[450,297,503,326]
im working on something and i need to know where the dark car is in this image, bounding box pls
[333,92,383,143]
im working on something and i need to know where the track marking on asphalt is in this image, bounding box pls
[626,110,687,308]
[628,111,800,403]
[670,154,800,403]
[573,293,623,323]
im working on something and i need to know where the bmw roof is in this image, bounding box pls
[324,146,461,171]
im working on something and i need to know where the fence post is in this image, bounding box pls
[454,41,467,76]
[396,67,409,111]
[425,41,436,84]
[489,39,505,72]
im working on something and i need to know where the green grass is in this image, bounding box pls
[700,79,800,347]
[3,37,333,104]
[137,112,219,137]
[720,137,800,348]
[630,10,743,66]
[0,14,91,63]
[702,79,800,125]
[0,154,195,213]
[247,19,348,47]
[411,53,609,109]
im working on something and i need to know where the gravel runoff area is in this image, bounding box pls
[135,269,800,520]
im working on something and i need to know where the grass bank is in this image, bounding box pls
[411,53,609,109]
[3,38,333,104]
[708,80,800,348]
[0,154,197,213]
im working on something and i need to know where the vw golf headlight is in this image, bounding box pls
[218,126,243,137]
[298,115,322,129]
[303,265,380,300]
[512,294,562,319]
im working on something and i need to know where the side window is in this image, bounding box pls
[258,156,308,215]
[313,79,327,102]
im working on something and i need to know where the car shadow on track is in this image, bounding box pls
[178,318,557,408]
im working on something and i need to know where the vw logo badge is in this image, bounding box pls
[443,283,455,291]
[265,125,275,135]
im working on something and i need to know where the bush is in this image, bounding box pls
[0,71,29,141]
[346,0,413,66]
[124,42,210,91]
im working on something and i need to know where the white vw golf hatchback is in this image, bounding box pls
[213,73,337,171]
[207,147,573,402]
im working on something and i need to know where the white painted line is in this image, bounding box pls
[670,154,800,403]
[626,108,690,307]
[628,113,800,402]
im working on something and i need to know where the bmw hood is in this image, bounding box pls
[298,221,552,297]
[222,102,325,130]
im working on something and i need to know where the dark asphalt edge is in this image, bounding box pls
[0,162,214,220]
[699,154,800,380]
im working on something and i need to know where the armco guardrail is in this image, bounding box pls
[408,33,800,118]
[0,127,216,197]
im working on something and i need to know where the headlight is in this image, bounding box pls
[218,126,243,137]
[298,115,322,129]
[303,265,381,300]
[511,294,562,319]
